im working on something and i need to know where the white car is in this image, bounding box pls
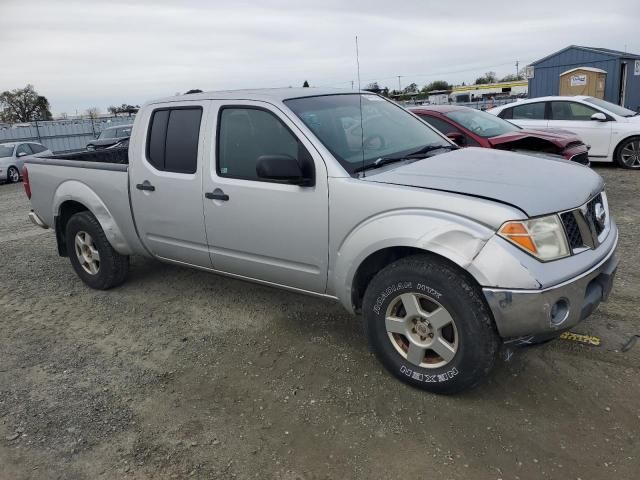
[0,142,53,183]
[488,96,640,169]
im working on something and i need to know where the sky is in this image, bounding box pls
[1,0,639,116]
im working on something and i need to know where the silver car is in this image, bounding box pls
[0,142,53,183]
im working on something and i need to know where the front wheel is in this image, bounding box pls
[362,255,500,394]
[615,136,640,169]
[7,166,20,183]
[65,211,129,289]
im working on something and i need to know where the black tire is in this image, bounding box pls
[362,254,500,394]
[65,211,129,289]
[7,166,20,183]
[614,136,640,169]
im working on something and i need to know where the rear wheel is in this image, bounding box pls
[615,136,640,169]
[362,255,500,394]
[65,211,129,289]
[7,166,20,183]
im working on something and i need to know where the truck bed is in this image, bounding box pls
[24,150,147,256]
[46,146,129,165]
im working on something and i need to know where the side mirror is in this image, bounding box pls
[591,112,608,122]
[17,151,28,158]
[256,154,312,186]
[446,132,465,146]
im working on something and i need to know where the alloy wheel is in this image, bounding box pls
[384,292,458,368]
[74,231,101,275]
[621,140,640,168]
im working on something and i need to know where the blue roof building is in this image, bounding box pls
[527,45,640,111]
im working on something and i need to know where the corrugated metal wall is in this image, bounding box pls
[0,117,135,153]
[624,61,640,111]
[528,48,621,103]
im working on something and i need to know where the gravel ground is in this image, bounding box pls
[0,166,639,480]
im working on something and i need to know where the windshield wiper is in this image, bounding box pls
[354,144,458,173]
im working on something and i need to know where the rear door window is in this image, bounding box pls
[511,102,546,120]
[147,107,202,174]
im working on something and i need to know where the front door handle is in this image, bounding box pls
[205,189,229,201]
[136,181,156,192]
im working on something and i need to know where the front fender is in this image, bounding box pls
[330,209,496,312]
[53,180,133,254]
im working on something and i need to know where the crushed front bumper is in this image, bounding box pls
[483,237,618,339]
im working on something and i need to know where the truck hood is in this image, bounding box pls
[362,147,603,217]
[487,128,581,149]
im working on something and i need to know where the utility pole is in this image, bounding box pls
[351,80,354,91]
[515,60,519,79]
[397,75,402,92]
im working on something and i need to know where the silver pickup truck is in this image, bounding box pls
[24,89,618,393]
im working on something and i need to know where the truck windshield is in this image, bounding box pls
[284,94,449,174]
[445,108,520,138]
[0,146,14,157]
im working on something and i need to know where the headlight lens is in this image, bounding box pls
[498,215,570,261]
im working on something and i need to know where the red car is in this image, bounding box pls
[409,105,590,165]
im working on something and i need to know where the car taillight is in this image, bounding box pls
[22,166,31,199]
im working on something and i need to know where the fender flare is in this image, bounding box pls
[331,209,496,312]
[53,180,133,254]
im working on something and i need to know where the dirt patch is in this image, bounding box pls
[1,166,639,479]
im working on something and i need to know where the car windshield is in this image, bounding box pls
[0,146,14,158]
[445,108,520,138]
[583,97,637,117]
[284,94,449,173]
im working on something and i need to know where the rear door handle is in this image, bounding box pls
[205,189,229,201]
[136,182,155,192]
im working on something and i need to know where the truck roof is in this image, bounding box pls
[147,87,362,106]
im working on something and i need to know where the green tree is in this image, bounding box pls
[302,80,310,88]
[421,80,451,93]
[474,71,497,85]
[403,83,418,94]
[185,89,203,94]
[0,85,53,122]
[500,74,521,82]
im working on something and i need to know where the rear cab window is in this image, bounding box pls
[146,107,203,174]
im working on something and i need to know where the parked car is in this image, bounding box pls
[0,141,52,183]
[86,124,132,151]
[23,89,618,394]
[488,96,640,168]
[409,105,590,165]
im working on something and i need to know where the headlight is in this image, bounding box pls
[498,215,570,261]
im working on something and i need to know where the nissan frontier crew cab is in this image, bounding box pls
[24,88,618,394]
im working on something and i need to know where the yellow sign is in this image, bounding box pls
[559,331,601,346]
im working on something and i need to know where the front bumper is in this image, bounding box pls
[483,235,618,339]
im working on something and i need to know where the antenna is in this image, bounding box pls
[356,35,366,177]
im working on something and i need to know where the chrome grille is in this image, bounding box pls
[560,192,608,253]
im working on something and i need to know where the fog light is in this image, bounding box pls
[550,298,570,325]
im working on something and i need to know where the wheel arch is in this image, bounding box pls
[53,180,133,256]
[331,211,496,313]
[613,134,640,167]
